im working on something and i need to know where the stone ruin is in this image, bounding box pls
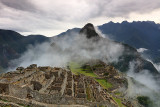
[0,64,130,107]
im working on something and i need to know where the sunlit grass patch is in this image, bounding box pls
[115,92,122,96]
[69,62,97,77]
[112,97,126,107]
[95,78,112,89]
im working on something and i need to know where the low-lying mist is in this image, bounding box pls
[9,31,124,69]
[127,60,160,106]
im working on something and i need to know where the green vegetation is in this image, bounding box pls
[112,97,125,107]
[137,96,153,107]
[3,106,12,107]
[0,99,9,103]
[86,86,92,101]
[0,98,31,107]
[104,72,109,76]
[92,64,104,68]
[18,103,31,107]
[69,62,97,77]
[112,55,135,72]
[95,79,112,89]
[97,105,106,107]
[24,105,31,107]
[115,92,121,96]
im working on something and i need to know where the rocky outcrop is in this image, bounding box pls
[80,23,100,39]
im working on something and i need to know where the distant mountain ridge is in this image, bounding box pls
[99,21,160,49]
[99,21,160,62]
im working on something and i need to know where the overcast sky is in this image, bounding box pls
[0,0,160,37]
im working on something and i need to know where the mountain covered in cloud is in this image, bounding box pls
[0,21,160,75]
[57,21,160,63]
[55,23,159,75]
[0,29,49,69]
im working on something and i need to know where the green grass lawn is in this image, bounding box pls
[95,79,112,89]
[112,97,126,107]
[69,62,97,77]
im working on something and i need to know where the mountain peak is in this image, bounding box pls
[83,23,94,28]
[79,23,100,39]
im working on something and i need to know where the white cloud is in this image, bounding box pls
[0,0,160,36]
[9,31,124,69]
[137,48,148,53]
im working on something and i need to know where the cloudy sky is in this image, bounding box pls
[0,0,160,37]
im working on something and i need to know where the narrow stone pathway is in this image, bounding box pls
[39,74,55,93]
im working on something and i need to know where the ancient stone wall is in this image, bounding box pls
[9,84,28,99]
[0,83,9,94]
